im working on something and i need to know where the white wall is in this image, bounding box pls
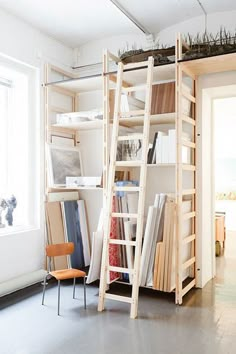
[197,73,236,288]
[0,8,73,70]
[0,8,73,284]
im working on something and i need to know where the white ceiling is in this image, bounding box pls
[0,0,235,48]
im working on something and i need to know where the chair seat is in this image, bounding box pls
[50,268,86,280]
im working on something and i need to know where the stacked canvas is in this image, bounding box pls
[86,181,138,285]
[140,194,167,287]
[140,195,192,292]
[45,200,90,270]
[114,186,138,284]
[153,200,176,292]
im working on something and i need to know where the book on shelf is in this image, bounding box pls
[147,132,158,164]
[153,129,191,164]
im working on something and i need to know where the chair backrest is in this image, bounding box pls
[46,242,74,257]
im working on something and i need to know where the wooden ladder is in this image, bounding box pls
[98,57,154,319]
[176,44,197,304]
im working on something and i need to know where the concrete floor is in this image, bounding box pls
[1,233,236,354]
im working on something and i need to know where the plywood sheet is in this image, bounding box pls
[151,82,175,114]
[45,202,68,270]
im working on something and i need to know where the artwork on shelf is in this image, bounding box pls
[46,144,83,187]
[117,138,142,161]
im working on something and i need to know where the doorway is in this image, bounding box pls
[213,97,236,280]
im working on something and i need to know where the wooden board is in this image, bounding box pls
[151,82,175,114]
[45,202,68,270]
[180,52,236,76]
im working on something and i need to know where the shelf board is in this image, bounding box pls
[119,112,176,127]
[49,186,103,191]
[49,75,104,93]
[52,119,103,130]
[45,62,176,93]
[51,112,175,130]
[147,163,175,167]
[179,52,236,76]
[122,62,176,86]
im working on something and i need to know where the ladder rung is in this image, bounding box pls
[108,266,134,274]
[116,161,143,167]
[182,139,196,148]
[124,61,149,70]
[182,114,196,126]
[109,239,137,246]
[118,134,143,141]
[182,189,196,195]
[182,257,196,270]
[183,234,196,244]
[122,85,146,93]
[182,278,196,296]
[111,212,138,218]
[182,164,196,171]
[183,211,196,220]
[120,110,145,117]
[113,186,140,192]
[182,89,196,103]
[105,293,132,304]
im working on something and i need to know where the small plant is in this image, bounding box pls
[118,27,236,64]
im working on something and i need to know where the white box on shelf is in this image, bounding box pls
[66,176,102,187]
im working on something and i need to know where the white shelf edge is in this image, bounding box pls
[147,163,176,167]
[49,186,103,191]
[52,120,103,130]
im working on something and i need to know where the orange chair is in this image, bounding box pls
[42,242,86,315]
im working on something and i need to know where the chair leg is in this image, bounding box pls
[57,280,61,316]
[83,276,86,309]
[42,273,48,305]
[73,277,76,299]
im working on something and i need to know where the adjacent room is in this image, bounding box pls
[0,1,236,353]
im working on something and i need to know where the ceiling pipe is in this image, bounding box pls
[109,0,151,35]
[196,0,208,33]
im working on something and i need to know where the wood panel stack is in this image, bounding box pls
[151,82,175,114]
[153,201,175,292]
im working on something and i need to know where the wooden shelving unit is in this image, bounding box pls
[43,33,236,316]
[98,36,198,316]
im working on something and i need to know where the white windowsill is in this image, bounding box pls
[0,225,39,237]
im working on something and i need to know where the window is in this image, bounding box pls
[0,59,40,231]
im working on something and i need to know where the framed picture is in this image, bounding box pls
[46,144,83,187]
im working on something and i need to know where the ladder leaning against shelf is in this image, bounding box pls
[98,57,154,319]
[175,34,197,305]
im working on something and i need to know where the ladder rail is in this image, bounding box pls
[130,57,154,319]
[176,59,197,305]
[98,61,124,312]
[98,56,154,318]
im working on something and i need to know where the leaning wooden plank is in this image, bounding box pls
[159,212,168,292]
[146,194,167,287]
[77,200,91,267]
[158,243,163,290]
[153,242,160,289]
[167,202,175,292]
[163,202,171,292]
[45,202,68,270]
[139,206,158,286]
[124,221,134,284]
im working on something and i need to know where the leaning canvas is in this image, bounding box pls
[46,144,83,187]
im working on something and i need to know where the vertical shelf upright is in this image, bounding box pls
[175,34,197,304]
